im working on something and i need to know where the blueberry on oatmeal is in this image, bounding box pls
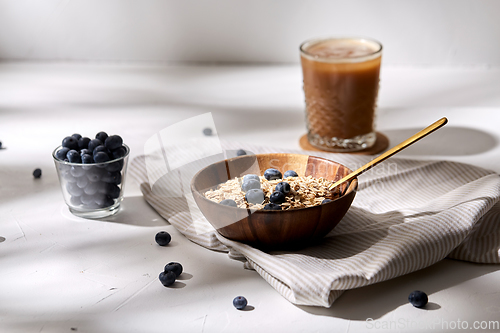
[264,203,281,211]
[269,191,286,204]
[283,170,298,178]
[245,189,265,205]
[275,181,291,194]
[220,199,238,207]
[241,179,261,192]
[243,174,260,183]
[264,168,282,181]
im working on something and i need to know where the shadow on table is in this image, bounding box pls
[382,126,497,156]
[296,259,500,320]
[97,196,167,227]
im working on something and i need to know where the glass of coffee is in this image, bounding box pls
[300,37,382,152]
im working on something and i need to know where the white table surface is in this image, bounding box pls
[1,62,500,333]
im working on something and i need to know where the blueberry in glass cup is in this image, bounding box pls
[52,143,129,219]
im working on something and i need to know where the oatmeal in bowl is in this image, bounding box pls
[191,153,357,250]
[203,174,341,211]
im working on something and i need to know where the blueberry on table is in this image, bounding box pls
[233,296,247,310]
[104,135,123,151]
[264,203,281,211]
[275,181,291,194]
[243,174,260,183]
[33,168,42,179]
[81,154,93,164]
[155,231,172,246]
[283,170,298,178]
[94,151,111,163]
[269,191,286,204]
[264,168,282,181]
[62,136,79,150]
[220,199,238,207]
[88,139,103,152]
[236,149,247,156]
[71,133,82,140]
[241,179,261,192]
[245,189,265,205]
[202,128,212,136]
[408,291,428,308]
[56,147,70,160]
[78,137,91,149]
[164,262,183,278]
[0,141,2,149]
[159,271,176,287]
[322,199,332,204]
[66,150,81,163]
[95,131,108,143]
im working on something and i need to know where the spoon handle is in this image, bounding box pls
[328,117,448,190]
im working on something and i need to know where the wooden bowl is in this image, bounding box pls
[190,153,357,250]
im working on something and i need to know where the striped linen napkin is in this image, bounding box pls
[129,141,500,307]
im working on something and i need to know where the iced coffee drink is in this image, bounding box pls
[300,38,382,152]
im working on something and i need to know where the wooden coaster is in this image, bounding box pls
[299,132,389,155]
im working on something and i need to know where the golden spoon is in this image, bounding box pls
[329,117,448,192]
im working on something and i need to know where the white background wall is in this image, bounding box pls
[0,0,499,66]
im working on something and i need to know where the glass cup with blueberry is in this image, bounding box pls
[52,132,129,218]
